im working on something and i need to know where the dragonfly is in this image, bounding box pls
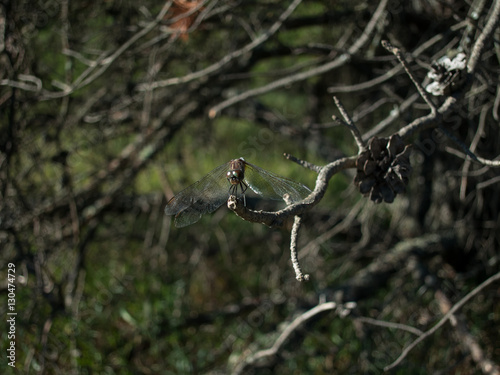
[164,157,311,227]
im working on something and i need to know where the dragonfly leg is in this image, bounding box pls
[240,180,248,194]
[227,181,248,205]
[240,181,248,206]
[229,184,237,196]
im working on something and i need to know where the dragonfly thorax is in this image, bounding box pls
[227,158,246,186]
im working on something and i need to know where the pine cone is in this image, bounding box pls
[425,52,467,96]
[354,134,412,203]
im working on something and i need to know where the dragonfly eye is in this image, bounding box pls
[227,170,242,185]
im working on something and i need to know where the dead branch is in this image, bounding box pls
[232,302,338,375]
[140,0,303,92]
[467,0,500,74]
[385,271,500,371]
[208,0,390,117]
[435,290,500,375]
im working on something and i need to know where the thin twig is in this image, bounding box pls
[445,146,500,167]
[300,199,364,259]
[329,63,403,94]
[459,104,489,200]
[363,93,420,140]
[41,0,175,100]
[233,302,337,375]
[493,83,500,122]
[209,0,389,117]
[384,271,500,371]
[141,0,303,92]
[467,0,500,74]
[328,20,468,96]
[381,40,437,114]
[290,215,309,281]
[398,96,456,140]
[356,316,424,336]
[0,75,42,92]
[434,290,500,375]
[333,96,367,151]
[284,153,322,173]
[438,125,479,162]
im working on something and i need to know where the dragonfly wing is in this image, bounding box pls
[174,208,202,228]
[165,162,230,227]
[244,162,311,203]
[173,195,228,227]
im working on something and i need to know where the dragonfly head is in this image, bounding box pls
[227,170,243,185]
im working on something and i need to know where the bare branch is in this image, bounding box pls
[460,104,489,199]
[329,64,403,94]
[363,93,420,140]
[467,0,500,74]
[435,290,500,375]
[300,199,364,259]
[209,0,389,117]
[385,271,500,371]
[290,215,309,281]
[41,0,175,100]
[0,74,42,92]
[445,146,500,167]
[494,83,500,121]
[355,316,424,336]
[382,40,437,114]
[141,0,303,92]
[284,153,322,173]
[233,302,338,375]
[441,107,500,167]
[438,125,480,162]
[398,96,456,140]
[332,96,367,152]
